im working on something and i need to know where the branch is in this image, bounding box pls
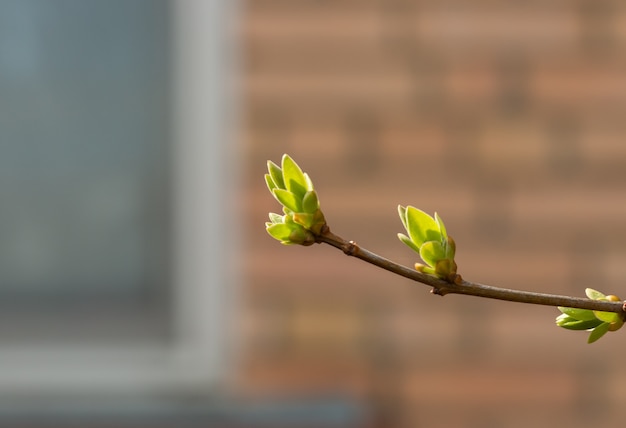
[265,153,625,343]
[317,227,626,315]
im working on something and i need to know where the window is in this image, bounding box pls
[0,0,237,396]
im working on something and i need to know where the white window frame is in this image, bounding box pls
[0,0,240,398]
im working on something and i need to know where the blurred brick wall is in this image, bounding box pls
[239,1,626,427]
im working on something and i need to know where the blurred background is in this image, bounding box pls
[2,0,626,427]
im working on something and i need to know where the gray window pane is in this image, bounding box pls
[0,0,170,305]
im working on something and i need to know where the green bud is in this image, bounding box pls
[398,206,460,283]
[266,155,327,244]
[556,288,623,343]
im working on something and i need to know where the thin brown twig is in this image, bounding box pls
[316,227,626,316]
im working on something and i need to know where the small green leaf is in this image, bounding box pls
[434,258,457,280]
[292,212,314,229]
[415,263,436,275]
[268,212,284,224]
[265,174,277,192]
[398,205,408,230]
[267,161,285,190]
[282,154,308,199]
[406,206,441,247]
[304,173,314,191]
[434,212,447,239]
[556,314,603,330]
[309,209,327,235]
[557,307,597,321]
[301,190,319,214]
[419,240,446,268]
[273,189,302,213]
[266,223,294,243]
[609,318,624,332]
[444,236,456,260]
[397,233,420,253]
[588,322,611,343]
[586,288,606,300]
[266,222,314,245]
[593,310,619,324]
[288,226,315,245]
